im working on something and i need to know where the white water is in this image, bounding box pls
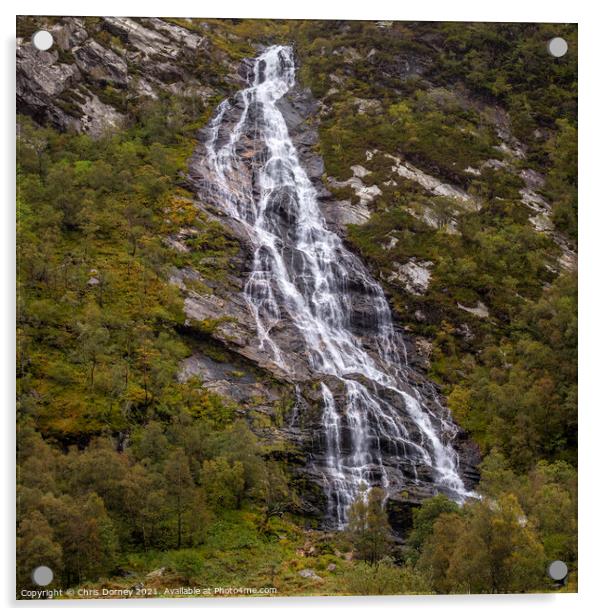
[200,45,470,527]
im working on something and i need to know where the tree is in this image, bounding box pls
[46,162,85,230]
[17,511,63,590]
[182,490,211,548]
[416,511,468,593]
[201,457,245,510]
[40,492,118,585]
[117,463,167,549]
[257,460,293,532]
[346,485,392,565]
[61,438,127,512]
[546,119,577,240]
[407,494,460,559]
[418,495,546,593]
[76,303,110,388]
[164,448,195,548]
[204,420,265,495]
[131,421,170,466]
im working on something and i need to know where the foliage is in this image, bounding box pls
[448,274,577,468]
[406,494,460,559]
[346,486,392,565]
[343,557,433,595]
[16,17,578,596]
[417,495,546,593]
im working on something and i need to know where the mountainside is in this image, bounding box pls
[17,17,577,596]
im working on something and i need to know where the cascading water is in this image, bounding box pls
[195,45,471,527]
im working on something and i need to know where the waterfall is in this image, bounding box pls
[196,45,471,527]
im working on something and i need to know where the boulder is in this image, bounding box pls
[298,569,323,581]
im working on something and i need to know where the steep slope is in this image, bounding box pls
[184,45,476,527]
[16,16,577,594]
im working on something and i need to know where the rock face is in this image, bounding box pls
[181,46,480,532]
[387,260,433,296]
[72,39,128,87]
[16,43,83,132]
[389,155,480,209]
[18,21,482,532]
[458,301,490,319]
[17,17,241,136]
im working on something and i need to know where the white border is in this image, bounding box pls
[3,1,599,614]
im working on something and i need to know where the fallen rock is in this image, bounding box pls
[387,260,433,295]
[298,569,323,581]
[458,301,489,319]
[145,567,165,580]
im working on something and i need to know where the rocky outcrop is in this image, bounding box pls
[178,51,480,531]
[458,301,490,319]
[386,260,433,296]
[17,17,242,136]
[18,23,483,530]
[387,154,480,209]
[72,39,128,87]
[327,168,383,208]
[16,43,83,132]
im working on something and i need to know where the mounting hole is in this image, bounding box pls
[31,565,54,586]
[547,37,568,58]
[548,560,568,581]
[31,30,54,51]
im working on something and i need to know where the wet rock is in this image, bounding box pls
[386,485,436,534]
[178,353,283,407]
[183,48,480,530]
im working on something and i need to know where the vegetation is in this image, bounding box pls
[292,18,578,593]
[17,17,577,597]
[346,485,392,565]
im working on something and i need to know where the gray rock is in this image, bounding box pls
[298,569,323,581]
[72,39,128,87]
[327,172,382,208]
[17,18,220,137]
[102,17,172,56]
[457,301,490,319]
[50,17,88,50]
[78,92,125,137]
[145,567,165,579]
[17,42,82,131]
[386,260,433,295]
